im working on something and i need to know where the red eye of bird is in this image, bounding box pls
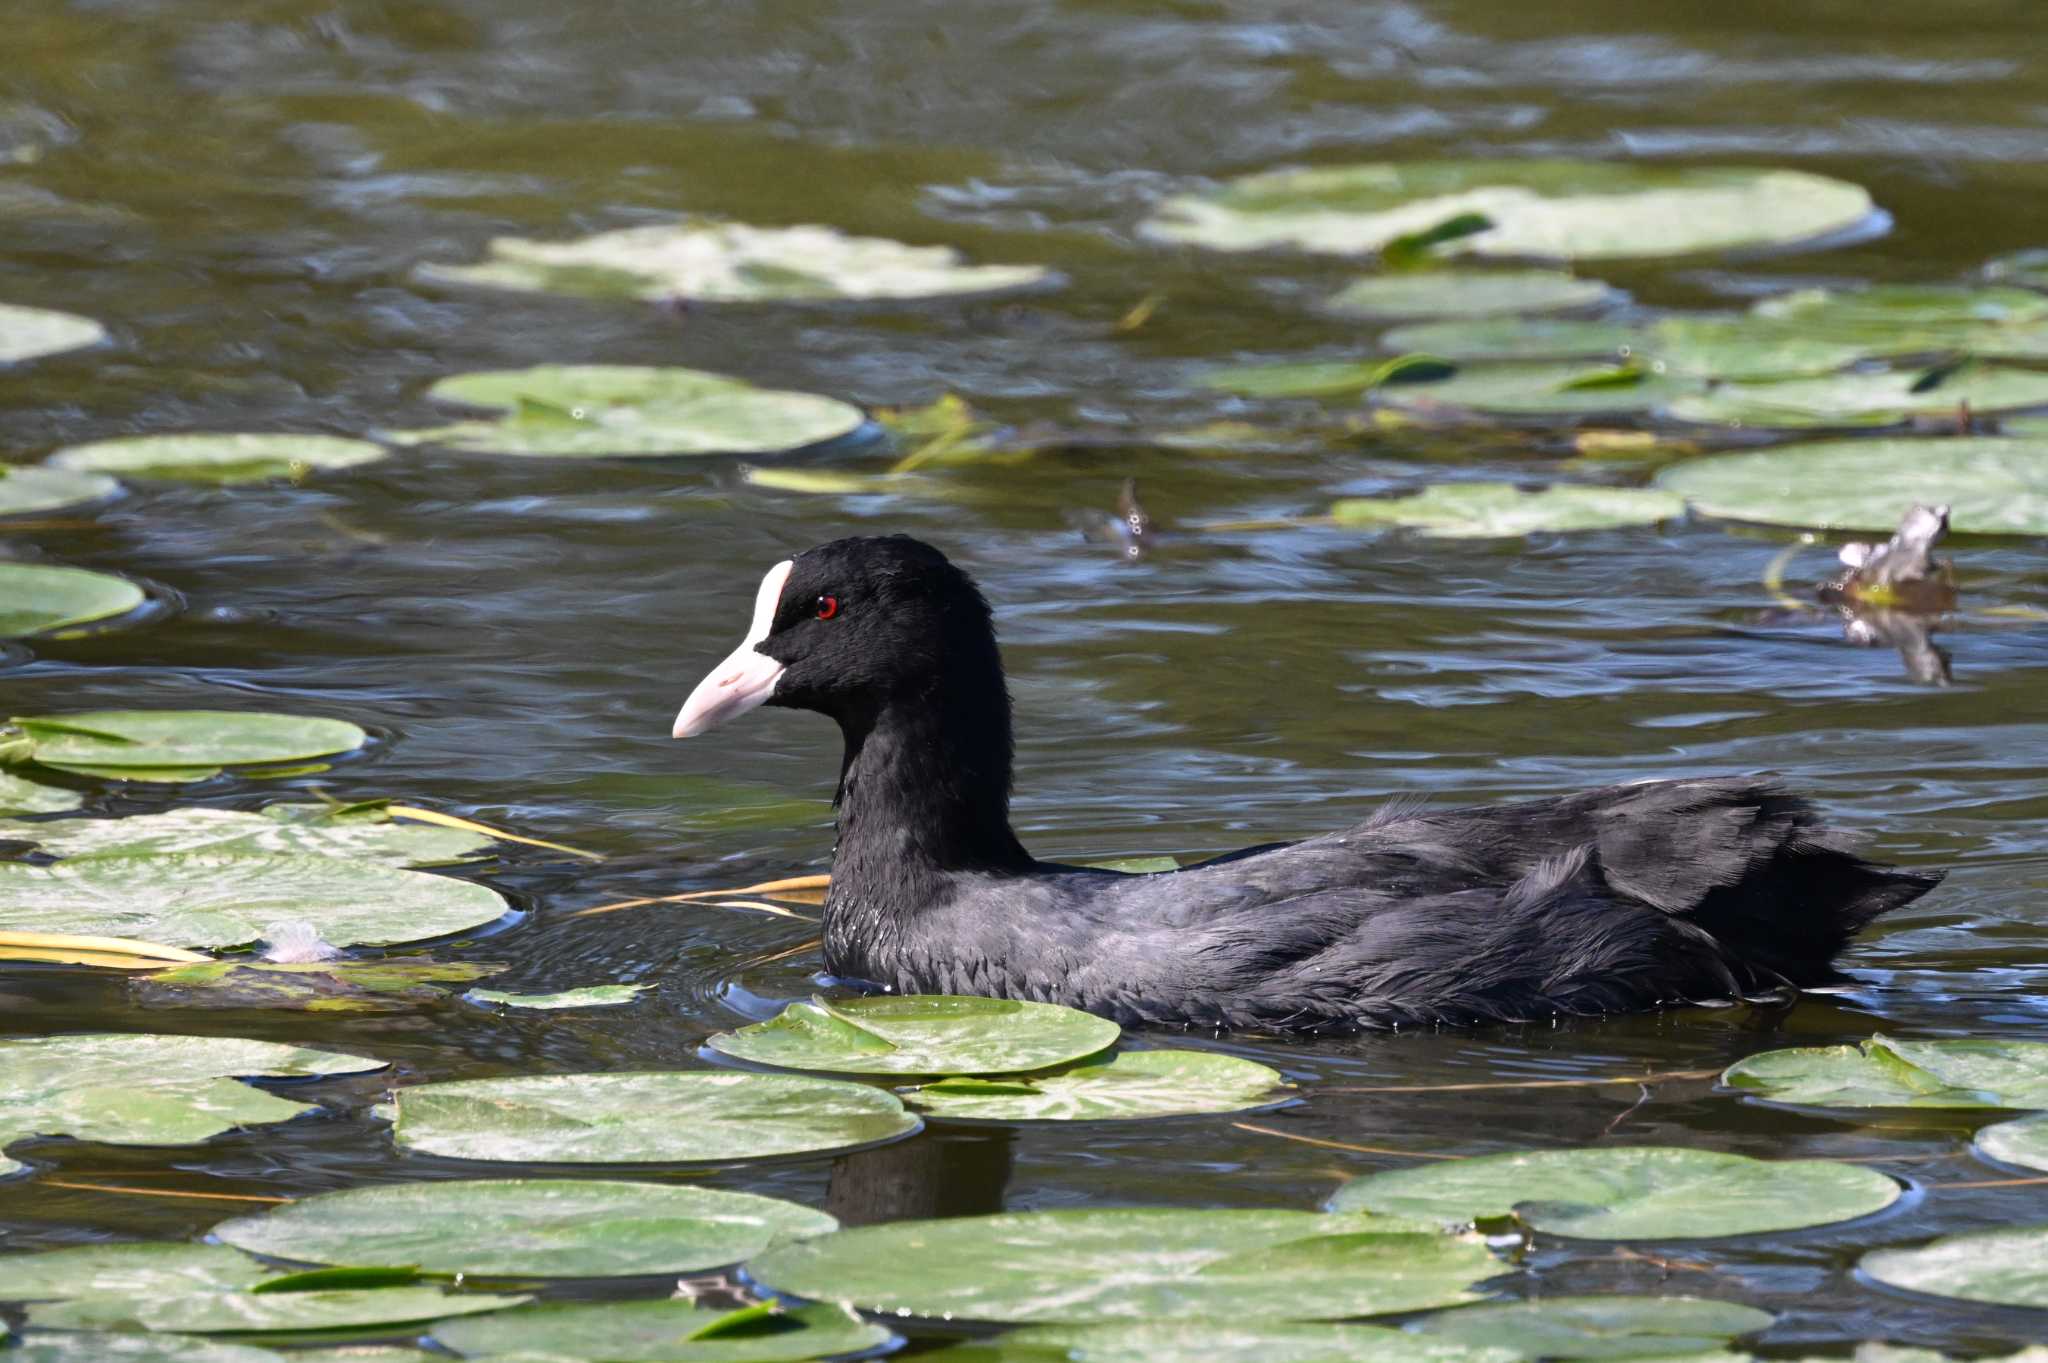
[816,595,840,620]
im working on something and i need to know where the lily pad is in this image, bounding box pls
[908,1049,1289,1121]
[0,1242,274,1302]
[0,464,119,517]
[1379,318,1643,363]
[215,1177,834,1278]
[3,1336,288,1363]
[1326,270,1615,319]
[1756,284,2048,336]
[112,1287,526,1335]
[1373,361,1694,417]
[47,434,388,485]
[429,1299,890,1362]
[927,1321,1520,1363]
[1411,1296,1776,1359]
[1142,162,1875,262]
[393,365,865,459]
[134,960,495,1014]
[0,853,511,950]
[1329,1146,1898,1238]
[0,303,107,364]
[1329,483,1686,538]
[1645,317,1881,381]
[1861,1226,2048,1310]
[1721,1034,2048,1109]
[1977,1114,2048,1172]
[0,804,490,866]
[707,994,1120,1076]
[419,218,1050,304]
[465,984,648,1009]
[0,770,82,814]
[1657,439,2048,536]
[1667,363,2048,428]
[0,563,145,638]
[0,1033,381,1169]
[1198,354,1455,399]
[746,1208,1501,1323]
[386,1070,920,1163]
[8,710,367,780]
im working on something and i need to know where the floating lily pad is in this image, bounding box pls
[0,303,107,365]
[387,1070,919,1163]
[465,984,647,1009]
[0,853,510,950]
[928,1320,1521,1363]
[1329,483,1686,538]
[1142,163,1874,262]
[8,710,367,781]
[746,1208,1500,1323]
[0,464,119,517]
[1668,363,2048,428]
[47,435,388,485]
[908,1049,1289,1121]
[1326,270,1615,319]
[111,1287,526,1335]
[1329,1146,1898,1238]
[1861,1226,2048,1310]
[1987,248,2048,291]
[1411,1296,1776,1359]
[1721,1034,2048,1109]
[430,1299,890,1362]
[420,218,1050,304]
[134,960,495,1014]
[392,365,865,459]
[1756,284,2048,336]
[1977,1114,2048,1172]
[0,804,489,866]
[1373,362,1693,417]
[0,563,145,638]
[3,1335,288,1363]
[0,770,82,814]
[1658,439,2048,536]
[215,1177,834,1278]
[0,1242,274,1302]
[1379,318,1642,363]
[1645,317,1880,381]
[0,1033,381,1170]
[708,995,1120,1076]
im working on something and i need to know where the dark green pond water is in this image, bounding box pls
[6,0,2048,1354]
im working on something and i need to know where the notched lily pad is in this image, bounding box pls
[47,434,388,485]
[0,464,120,518]
[1411,1295,1776,1359]
[1861,1226,2048,1310]
[1329,483,1686,538]
[0,803,491,866]
[707,994,1121,1075]
[908,1049,1290,1121]
[1722,1034,2048,1109]
[429,1298,891,1363]
[0,563,145,638]
[0,303,107,365]
[1326,270,1615,319]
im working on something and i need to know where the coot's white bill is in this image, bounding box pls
[673,559,792,738]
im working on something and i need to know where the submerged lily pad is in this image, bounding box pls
[3,1336,287,1363]
[47,434,388,485]
[393,364,865,459]
[1861,1226,2048,1309]
[0,1033,380,1170]
[708,995,1120,1076]
[908,1049,1289,1121]
[8,709,367,782]
[0,464,119,517]
[1721,1034,2048,1109]
[430,1299,890,1363]
[215,1177,834,1278]
[465,983,647,1009]
[1142,162,1874,262]
[1977,1114,2048,1172]
[0,770,82,814]
[1668,363,2048,428]
[1329,1146,1898,1238]
[420,218,1050,304]
[134,960,495,1014]
[1329,483,1686,538]
[0,303,107,365]
[0,563,145,638]
[1658,439,2048,536]
[1411,1296,1776,1359]
[747,1208,1500,1323]
[0,804,489,866]
[0,1242,274,1302]
[927,1321,1521,1363]
[387,1070,919,1163]
[1326,270,1615,319]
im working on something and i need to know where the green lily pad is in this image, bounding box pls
[1197,354,1454,399]
[1756,284,2048,335]
[1326,270,1615,319]
[133,960,495,1014]
[1372,361,1694,416]
[1977,1114,2048,1172]
[1411,1296,1776,1359]
[1657,438,2048,535]
[0,563,145,638]
[0,464,119,517]
[0,303,107,364]
[215,1177,835,1278]
[1086,855,1181,874]
[0,804,490,866]
[1142,162,1874,262]
[746,1208,1500,1323]
[1721,1034,2048,1109]
[0,770,82,814]
[47,435,389,485]
[8,710,367,778]
[1645,317,1881,381]
[393,364,865,459]
[0,1242,274,1302]
[387,1070,920,1163]
[109,1286,526,1335]
[429,1299,890,1363]
[927,1320,1521,1363]
[1379,318,1643,363]
[707,994,1120,1076]
[3,1336,287,1363]
[1987,248,2048,290]
[1861,1226,2048,1310]
[0,1033,381,1170]
[0,853,511,950]
[908,1049,1289,1121]
[1668,363,2048,428]
[1329,483,1686,538]
[1329,1146,1898,1238]
[465,984,648,1009]
[419,218,1050,304]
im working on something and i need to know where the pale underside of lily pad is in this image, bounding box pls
[707,994,1121,1075]
[0,303,108,364]
[0,464,120,517]
[907,1048,1290,1121]
[47,434,389,485]
[0,804,490,866]
[1656,439,2048,536]
[1329,483,1687,538]
[0,563,144,638]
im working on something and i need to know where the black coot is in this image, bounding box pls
[673,535,1938,1033]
